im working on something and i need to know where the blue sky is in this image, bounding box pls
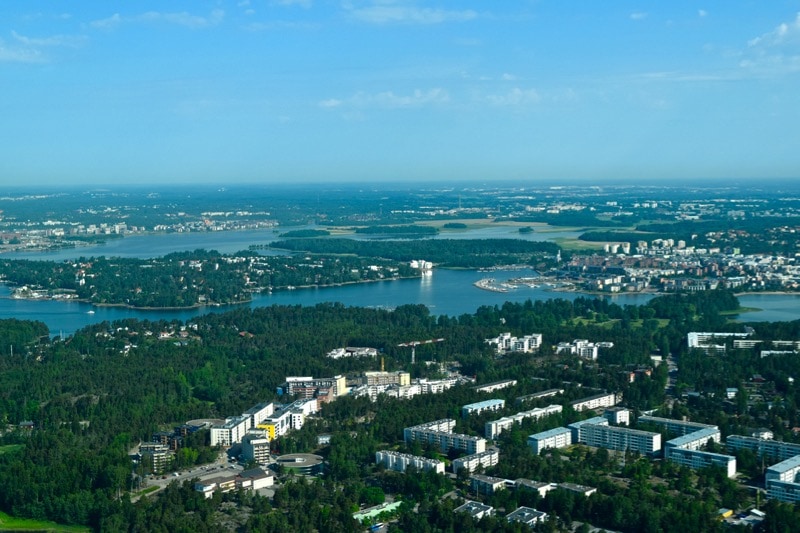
[1,1,799,186]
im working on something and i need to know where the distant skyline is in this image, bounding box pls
[1,1,799,186]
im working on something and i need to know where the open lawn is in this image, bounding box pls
[0,444,24,455]
[567,317,670,330]
[0,511,89,532]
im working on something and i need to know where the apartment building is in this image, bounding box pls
[579,423,662,456]
[485,332,543,354]
[375,450,445,474]
[726,435,800,463]
[664,427,722,452]
[452,448,500,474]
[638,415,717,436]
[665,448,737,478]
[515,388,564,405]
[485,404,562,440]
[279,375,348,401]
[604,407,631,426]
[766,455,800,503]
[567,416,609,442]
[569,392,618,412]
[241,431,270,465]
[139,443,172,474]
[210,415,252,447]
[403,419,486,455]
[462,399,505,417]
[365,370,411,387]
[528,427,572,455]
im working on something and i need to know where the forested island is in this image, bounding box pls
[2,290,800,531]
[0,250,417,309]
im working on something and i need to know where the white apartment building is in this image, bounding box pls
[726,435,800,462]
[638,415,717,436]
[210,415,252,447]
[375,450,444,474]
[462,399,505,417]
[485,333,542,354]
[665,448,736,478]
[766,455,800,503]
[604,407,631,426]
[528,427,572,455]
[242,402,275,427]
[241,431,270,465]
[579,424,662,456]
[473,379,518,394]
[452,448,499,474]
[485,404,562,440]
[665,427,721,452]
[403,419,486,455]
[570,393,618,412]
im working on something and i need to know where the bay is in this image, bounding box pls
[1,230,797,336]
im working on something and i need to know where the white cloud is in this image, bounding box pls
[90,9,225,30]
[741,12,800,76]
[90,13,122,30]
[630,12,647,21]
[319,98,342,108]
[748,12,800,48]
[501,73,517,81]
[486,87,541,106]
[11,30,87,48]
[273,0,313,8]
[0,39,45,63]
[698,9,707,18]
[320,88,449,109]
[345,2,476,25]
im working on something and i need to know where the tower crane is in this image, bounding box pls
[397,338,445,364]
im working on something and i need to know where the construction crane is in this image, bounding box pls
[397,338,445,364]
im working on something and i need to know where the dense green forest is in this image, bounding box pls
[0,250,416,308]
[0,290,798,531]
[272,238,560,268]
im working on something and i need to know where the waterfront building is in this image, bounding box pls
[528,427,572,455]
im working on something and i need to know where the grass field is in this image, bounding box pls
[0,444,24,456]
[0,511,90,532]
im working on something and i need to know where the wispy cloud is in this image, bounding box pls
[90,9,225,30]
[273,0,313,8]
[1,30,86,63]
[0,38,45,63]
[698,9,707,18]
[344,1,477,25]
[486,87,541,106]
[12,30,87,48]
[741,12,800,76]
[630,12,647,21]
[320,88,449,109]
